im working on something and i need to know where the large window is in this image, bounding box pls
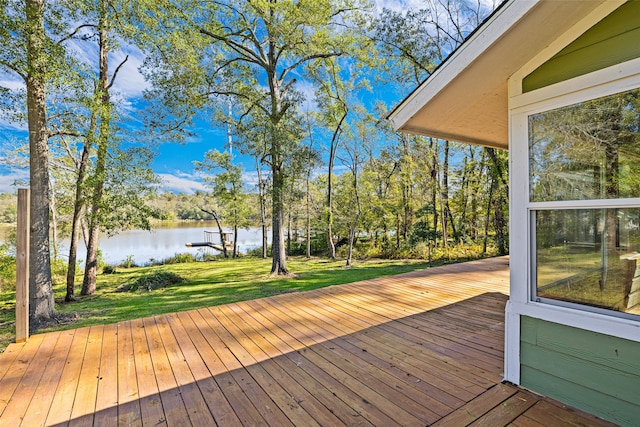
[529,88,640,318]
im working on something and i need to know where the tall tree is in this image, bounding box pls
[0,0,70,319]
[140,0,370,275]
[308,58,350,259]
[24,0,54,317]
[81,0,125,295]
[341,113,369,267]
[195,149,250,258]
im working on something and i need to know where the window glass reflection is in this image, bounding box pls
[529,88,640,202]
[535,208,640,316]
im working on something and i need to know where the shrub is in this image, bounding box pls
[50,257,69,286]
[119,254,137,268]
[102,265,117,274]
[159,252,198,265]
[116,271,185,292]
[0,243,15,291]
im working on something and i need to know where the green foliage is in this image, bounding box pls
[0,194,17,223]
[409,205,440,245]
[50,257,69,286]
[149,193,218,221]
[116,271,185,292]
[119,254,137,269]
[156,252,199,265]
[0,243,16,292]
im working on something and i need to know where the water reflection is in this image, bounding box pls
[59,221,268,266]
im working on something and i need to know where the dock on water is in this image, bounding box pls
[186,230,234,252]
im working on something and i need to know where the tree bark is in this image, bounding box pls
[429,138,439,247]
[486,147,508,255]
[256,162,268,259]
[48,175,59,259]
[400,134,413,242]
[25,0,55,319]
[326,113,345,259]
[306,171,311,258]
[66,136,92,302]
[82,1,111,295]
[346,166,361,268]
[441,141,451,248]
[270,160,288,274]
[200,207,228,258]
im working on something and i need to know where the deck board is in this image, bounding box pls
[0,256,620,426]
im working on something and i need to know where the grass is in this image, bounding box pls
[0,256,433,353]
[536,245,632,310]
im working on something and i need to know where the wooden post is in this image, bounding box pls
[16,188,30,343]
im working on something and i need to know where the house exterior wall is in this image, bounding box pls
[509,4,640,426]
[520,316,640,426]
[522,0,640,93]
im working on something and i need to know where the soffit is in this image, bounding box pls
[388,0,609,150]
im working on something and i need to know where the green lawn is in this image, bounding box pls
[0,256,433,353]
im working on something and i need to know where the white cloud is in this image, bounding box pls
[64,36,149,101]
[0,77,25,91]
[0,169,29,193]
[373,0,425,15]
[296,80,318,112]
[374,0,499,17]
[110,44,150,99]
[157,173,206,194]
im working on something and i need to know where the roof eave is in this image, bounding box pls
[389,0,611,150]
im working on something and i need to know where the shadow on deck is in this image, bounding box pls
[0,256,617,426]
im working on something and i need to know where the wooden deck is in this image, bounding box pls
[0,256,618,426]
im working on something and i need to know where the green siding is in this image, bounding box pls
[523,1,640,93]
[520,316,640,427]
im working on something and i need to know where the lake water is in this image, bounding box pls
[58,222,269,266]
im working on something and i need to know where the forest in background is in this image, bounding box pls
[0,0,507,321]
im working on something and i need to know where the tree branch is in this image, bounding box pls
[107,55,129,90]
[48,129,83,138]
[199,27,265,67]
[279,51,342,82]
[0,59,26,81]
[57,24,97,45]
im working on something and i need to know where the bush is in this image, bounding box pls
[0,243,15,291]
[102,265,117,274]
[159,252,198,265]
[50,257,69,286]
[119,254,137,268]
[116,271,185,292]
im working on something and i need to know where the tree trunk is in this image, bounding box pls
[429,138,439,247]
[306,173,311,259]
[325,91,346,260]
[400,134,413,242]
[483,174,494,254]
[233,224,238,258]
[287,209,292,256]
[601,138,621,289]
[25,0,55,320]
[200,207,228,258]
[82,2,111,295]
[457,151,471,240]
[441,141,456,248]
[256,162,268,258]
[271,160,288,275]
[346,166,361,268]
[49,175,59,259]
[66,141,92,301]
[486,147,508,255]
[327,155,336,259]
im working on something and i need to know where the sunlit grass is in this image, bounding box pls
[0,256,432,352]
[536,245,632,310]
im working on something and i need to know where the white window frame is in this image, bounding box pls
[505,58,640,384]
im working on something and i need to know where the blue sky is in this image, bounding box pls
[0,0,497,194]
